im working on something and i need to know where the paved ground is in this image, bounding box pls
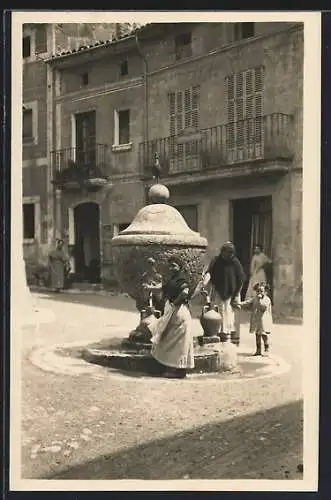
[19,292,303,481]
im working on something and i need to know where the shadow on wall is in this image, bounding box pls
[40,400,303,481]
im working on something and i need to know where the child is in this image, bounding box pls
[241,282,273,356]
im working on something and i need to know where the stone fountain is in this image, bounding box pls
[81,183,227,374]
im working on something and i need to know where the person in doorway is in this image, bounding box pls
[241,282,273,356]
[202,241,246,345]
[245,243,272,299]
[146,256,194,379]
[48,239,70,292]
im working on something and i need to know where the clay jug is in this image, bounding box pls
[200,303,222,337]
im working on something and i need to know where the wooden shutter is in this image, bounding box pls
[168,86,200,172]
[225,66,264,160]
[184,88,192,128]
[225,75,235,150]
[192,85,200,129]
[169,92,176,162]
[176,91,184,133]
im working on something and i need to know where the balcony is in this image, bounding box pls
[139,113,294,182]
[51,144,111,192]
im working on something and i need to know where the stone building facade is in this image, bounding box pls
[24,22,303,318]
[22,22,139,277]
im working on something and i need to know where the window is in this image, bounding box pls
[175,32,192,60]
[35,24,47,54]
[115,110,130,145]
[23,36,31,58]
[81,73,89,86]
[23,109,33,142]
[119,223,130,232]
[23,203,35,240]
[225,66,264,157]
[169,85,200,136]
[175,205,198,232]
[120,60,128,76]
[234,22,255,41]
[168,86,200,172]
[113,223,130,237]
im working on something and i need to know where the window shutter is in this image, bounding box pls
[169,92,176,136]
[192,85,200,129]
[176,91,184,133]
[225,76,235,148]
[184,88,192,129]
[254,66,264,92]
[245,69,254,96]
[254,67,264,146]
[225,66,264,155]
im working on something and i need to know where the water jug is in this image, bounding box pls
[200,303,222,337]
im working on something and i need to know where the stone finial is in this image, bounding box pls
[148,184,170,204]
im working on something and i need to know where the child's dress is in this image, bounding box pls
[245,295,273,335]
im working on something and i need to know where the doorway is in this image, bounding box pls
[73,202,101,283]
[75,111,96,164]
[231,196,273,300]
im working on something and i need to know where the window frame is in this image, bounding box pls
[23,196,41,244]
[23,101,38,145]
[112,109,132,152]
[168,85,201,173]
[113,223,130,237]
[225,66,265,159]
[234,22,255,42]
[22,24,48,62]
[23,35,32,59]
[175,31,192,60]
[120,59,129,77]
[81,72,89,87]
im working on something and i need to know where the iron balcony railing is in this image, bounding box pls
[51,143,110,183]
[139,113,294,178]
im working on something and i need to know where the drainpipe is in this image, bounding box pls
[135,33,149,188]
[46,23,56,247]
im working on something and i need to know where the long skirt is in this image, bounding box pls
[212,289,241,345]
[49,259,65,290]
[148,300,194,370]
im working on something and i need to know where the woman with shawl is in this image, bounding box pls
[245,243,272,299]
[48,239,70,292]
[202,241,246,344]
[146,255,194,379]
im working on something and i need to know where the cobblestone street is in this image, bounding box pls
[19,292,304,482]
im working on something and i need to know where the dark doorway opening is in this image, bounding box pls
[231,196,273,300]
[74,202,101,283]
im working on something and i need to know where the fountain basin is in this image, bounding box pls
[79,336,227,375]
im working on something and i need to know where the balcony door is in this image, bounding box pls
[225,67,264,163]
[75,111,96,165]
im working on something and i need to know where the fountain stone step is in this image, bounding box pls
[81,346,223,374]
